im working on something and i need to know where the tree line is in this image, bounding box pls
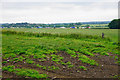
[1,19,119,29]
[108,19,120,29]
[1,22,82,28]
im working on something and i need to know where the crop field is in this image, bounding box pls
[1,28,119,79]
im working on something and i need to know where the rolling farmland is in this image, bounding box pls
[1,28,119,79]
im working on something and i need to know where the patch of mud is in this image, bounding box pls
[2,51,118,78]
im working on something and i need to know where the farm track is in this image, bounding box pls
[2,51,118,78]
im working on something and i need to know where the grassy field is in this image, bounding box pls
[2,28,118,42]
[81,24,108,27]
[2,28,119,79]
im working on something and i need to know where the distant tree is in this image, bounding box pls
[75,22,82,25]
[86,25,90,27]
[108,19,120,29]
[69,23,74,27]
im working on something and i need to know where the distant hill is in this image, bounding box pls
[81,21,110,24]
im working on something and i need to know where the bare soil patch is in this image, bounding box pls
[2,51,118,78]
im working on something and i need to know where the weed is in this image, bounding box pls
[26,59,34,64]
[3,65,48,78]
[79,66,87,70]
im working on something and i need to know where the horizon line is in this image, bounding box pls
[0,20,111,24]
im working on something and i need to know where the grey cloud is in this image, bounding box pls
[1,1,118,23]
[2,2,117,10]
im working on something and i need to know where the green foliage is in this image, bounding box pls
[79,66,87,70]
[59,56,64,60]
[4,53,16,59]
[26,59,34,64]
[115,56,118,60]
[42,66,47,70]
[2,61,7,64]
[3,65,48,78]
[66,50,76,55]
[18,56,26,61]
[36,64,59,70]
[78,54,98,66]
[51,54,64,63]
[36,64,43,68]
[3,65,15,73]
[79,49,94,56]
[13,58,19,61]
[61,62,66,65]
[115,61,120,65]
[66,61,72,65]
[108,19,120,29]
[100,52,109,56]
[71,54,77,58]
[68,65,74,68]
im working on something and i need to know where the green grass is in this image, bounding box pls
[2,28,118,42]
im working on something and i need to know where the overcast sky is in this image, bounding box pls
[0,0,119,23]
